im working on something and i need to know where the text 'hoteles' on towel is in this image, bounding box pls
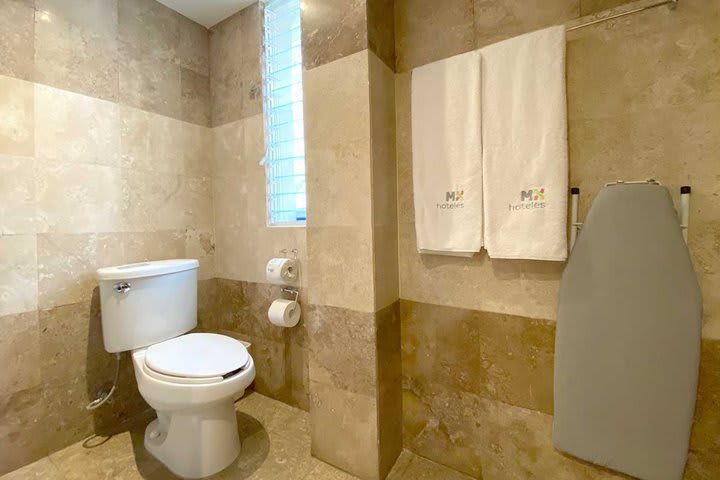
[411,50,483,257]
[481,26,569,261]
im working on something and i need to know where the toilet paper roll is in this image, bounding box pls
[268,299,301,328]
[266,258,299,285]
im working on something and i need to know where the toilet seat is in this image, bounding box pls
[144,333,250,384]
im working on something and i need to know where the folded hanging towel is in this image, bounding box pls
[481,26,568,261]
[411,50,483,257]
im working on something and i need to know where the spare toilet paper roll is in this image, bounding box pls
[268,299,301,328]
[266,258,299,285]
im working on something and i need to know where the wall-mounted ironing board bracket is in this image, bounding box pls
[569,180,691,250]
[680,185,691,243]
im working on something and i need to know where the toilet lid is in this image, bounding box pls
[145,333,250,378]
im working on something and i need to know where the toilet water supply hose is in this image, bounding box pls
[85,352,122,410]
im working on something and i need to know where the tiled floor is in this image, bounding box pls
[1,392,471,480]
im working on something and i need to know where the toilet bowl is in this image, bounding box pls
[132,333,256,478]
[96,260,257,479]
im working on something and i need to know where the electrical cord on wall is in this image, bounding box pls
[85,352,122,410]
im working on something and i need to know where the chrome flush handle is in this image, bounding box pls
[113,282,131,294]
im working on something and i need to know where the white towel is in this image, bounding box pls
[481,26,568,261]
[411,50,483,257]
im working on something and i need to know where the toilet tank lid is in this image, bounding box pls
[96,259,199,280]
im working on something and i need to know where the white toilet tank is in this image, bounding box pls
[96,259,199,353]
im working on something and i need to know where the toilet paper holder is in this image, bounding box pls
[280,248,298,259]
[281,286,299,303]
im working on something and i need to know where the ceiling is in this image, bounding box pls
[156,0,256,28]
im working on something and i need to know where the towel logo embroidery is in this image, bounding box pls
[510,188,546,211]
[437,189,465,210]
[521,188,544,202]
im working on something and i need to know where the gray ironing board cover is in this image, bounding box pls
[553,184,702,480]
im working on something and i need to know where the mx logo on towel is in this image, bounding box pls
[446,190,464,202]
[510,187,546,212]
[437,189,465,210]
[520,188,545,202]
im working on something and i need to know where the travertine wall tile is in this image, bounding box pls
[307,226,375,312]
[37,233,123,310]
[0,75,34,157]
[0,0,34,81]
[306,305,377,396]
[239,3,263,119]
[212,119,244,177]
[394,71,414,225]
[369,51,399,311]
[567,6,720,121]
[310,380,380,479]
[185,174,214,230]
[369,52,397,229]
[402,301,555,415]
[210,5,261,127]
[301,0,368,70]
[402,381,628,479]
[303,50,372,228]
[119,54,181,120]
[214,226,252,281]
[394,0,475,72]
[123,107,210,175]
[37,161,124,233]
[181,68,211,127]
[210,11,242,127]
[398,221,563,319]
[0,234,38,317]
[0,311,41,397]
[118,0,210,124]
[580,0,636,16]
[38,301,113,385]
[473,0,579,48]
[184,227,215,280]
[0,386,46,473]
[304,50,371,161]
[213,175,247,230]
[373,223,399,310]
[690,339,720,455]
[306,138,373,228]
[34,0,119,102]
[376,302,403,479]
[118,0,178,64]
[35,84,120,167]
[119,169,185,231]
[182,122,213,176]
[176,15,210,76]
[0,155,37,234]
[304,51,375,311]
[367,0,396,71]
[122,231,185,269]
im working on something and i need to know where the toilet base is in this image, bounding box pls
[144,400,240,479]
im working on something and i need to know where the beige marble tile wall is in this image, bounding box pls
[395,0,720,477]
[301,0,402,478]
[0,0,214,474]
[208,5,310,411]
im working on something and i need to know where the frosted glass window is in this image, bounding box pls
[263,0,306,225]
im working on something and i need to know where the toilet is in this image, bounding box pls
[96,259,255,479]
